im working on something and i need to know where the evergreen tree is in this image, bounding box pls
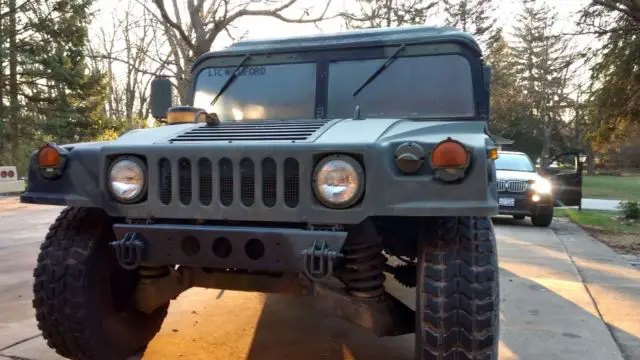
[510,0,573,165]
[343,0,439,29]
[442,0,496,47]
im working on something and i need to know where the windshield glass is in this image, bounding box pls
[327,54,475,119]
[193,62,316,121]
[192,53,476,121]
[495,153,535,172]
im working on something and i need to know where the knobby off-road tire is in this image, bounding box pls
[416,217,499,360]
[33,207,168,360]
[531,207,553,227]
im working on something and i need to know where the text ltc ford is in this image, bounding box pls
[22,26,500,360]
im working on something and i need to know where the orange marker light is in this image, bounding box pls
[37,146,61,167]
[431,140,469,168]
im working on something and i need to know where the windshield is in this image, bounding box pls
[192,53,476,121]
[495,153,535,172]
[193,62,317,121]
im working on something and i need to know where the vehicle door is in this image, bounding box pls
[543,152,584,207]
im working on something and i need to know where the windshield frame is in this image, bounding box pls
[495,153,536,172]
[188,41,486,122]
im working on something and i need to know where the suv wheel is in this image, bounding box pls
[416,217,499,360]
[33,207,168,360]
[531,207,553,227]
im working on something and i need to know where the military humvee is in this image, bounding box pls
[22,25,500,360]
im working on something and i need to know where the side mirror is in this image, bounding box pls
[150,76,173,120]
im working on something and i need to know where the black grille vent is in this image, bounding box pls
[219,158,233,206]
[169,119,331,142]
[179,158,192,205]
[159,158,172,205]
[240,158,255,206]
[262,158,277,208]
[198,158,213,206]
[284,158,300,208]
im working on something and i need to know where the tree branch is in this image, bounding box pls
[151,0,196,51]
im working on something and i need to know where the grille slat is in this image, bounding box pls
[159,158,172,205]
[169,119,330,142]
[219,158,234,206]
[262,158,277,208]
[179,158,192,205]
[198,158,213,206]
[284,158,300,208]
[240,158,255,207]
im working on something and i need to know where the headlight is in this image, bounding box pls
[531,178,552,194]
[313,155,364,208]
[108,157,146,203]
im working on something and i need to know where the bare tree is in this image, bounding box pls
[88,2,171,128]
[147,0,333,102]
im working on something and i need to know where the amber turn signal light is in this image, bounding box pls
[37,145,61,167]
[431,139,469,169]
[488,147,499,160]
[167,106,207,125]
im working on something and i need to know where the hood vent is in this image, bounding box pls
[169,119,332,143]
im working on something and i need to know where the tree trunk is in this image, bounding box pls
[8,0,19,157]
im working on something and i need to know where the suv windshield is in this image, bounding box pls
[495,153,535,172]
[192,53,476,122]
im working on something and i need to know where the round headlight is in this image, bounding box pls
[531,178,552,194]
[109,157,146,203]
[313,155,364,208]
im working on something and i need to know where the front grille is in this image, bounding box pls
[169,119,331,142]
[156,157,300,209]
[497,180,529,193]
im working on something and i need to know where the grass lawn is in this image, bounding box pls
[583,175,640,201]
[554,208,640,255]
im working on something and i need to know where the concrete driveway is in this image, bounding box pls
[0,202,639,360]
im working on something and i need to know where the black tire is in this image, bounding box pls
[512,215,525,220]
[416,217,499,360]
[531,207,553,227]
[33,207,168,360]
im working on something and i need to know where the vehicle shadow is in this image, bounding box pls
[245,293,414,360]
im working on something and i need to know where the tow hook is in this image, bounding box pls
[301,240,343,280]
[110,232,145,270]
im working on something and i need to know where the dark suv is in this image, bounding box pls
[496,150,584,227]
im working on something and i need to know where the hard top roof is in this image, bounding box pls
[192,25,481,71]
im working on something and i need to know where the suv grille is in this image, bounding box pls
[169,119,331,142]
[157,156,301,208]
[497,180,528,193]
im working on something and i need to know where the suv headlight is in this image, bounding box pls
[108,156,146,203]
[531,178,552,194]
[313,155,364,208]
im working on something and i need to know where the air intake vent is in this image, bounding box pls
[159,158,172,205]
[262,158,277,208]
[219,158,233,206]
[284,158,300,208]
[198,158,213,206]
[240,158,255,206]
[179,158,192,205]
[169,119,331,142]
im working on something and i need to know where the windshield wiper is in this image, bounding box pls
[210,54,252,106]
[352,44,406,97]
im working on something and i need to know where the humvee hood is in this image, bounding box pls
[107,118,488,146]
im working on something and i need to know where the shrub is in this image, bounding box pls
[618,200,640,220]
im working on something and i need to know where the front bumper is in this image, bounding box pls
[497,191,552,216]
[111,223,347,273]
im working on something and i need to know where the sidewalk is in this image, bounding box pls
[582,198,624,211]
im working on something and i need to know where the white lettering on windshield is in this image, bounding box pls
[207,67,266,77]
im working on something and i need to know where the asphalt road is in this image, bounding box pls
[1,202,639,360]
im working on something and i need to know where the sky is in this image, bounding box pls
[89,0,595,87]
